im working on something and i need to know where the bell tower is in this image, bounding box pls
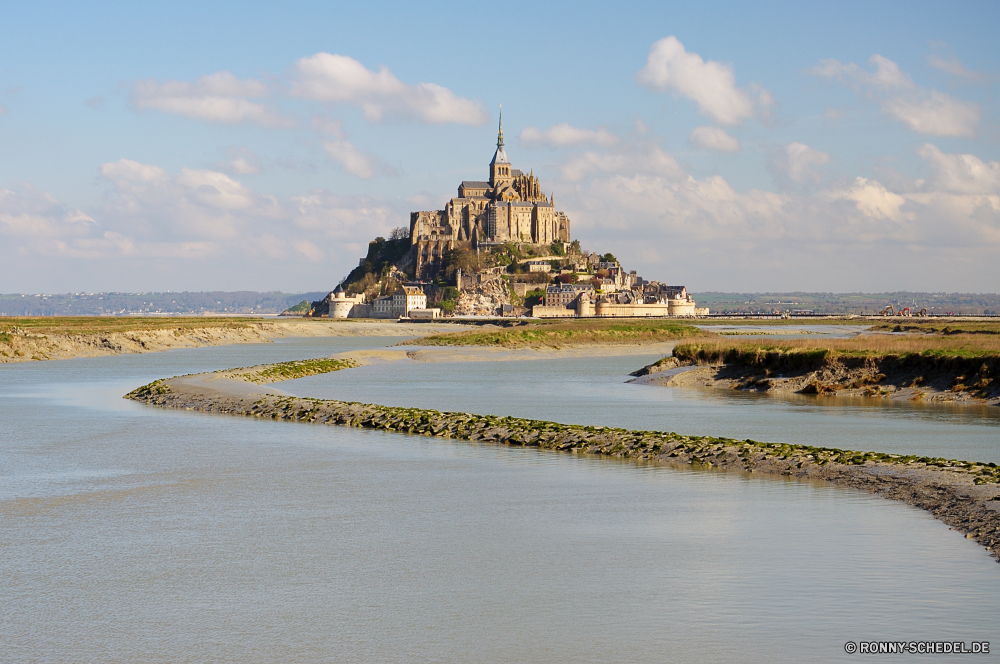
[489,105,512,188]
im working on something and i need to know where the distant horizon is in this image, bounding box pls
[2,289,998,318]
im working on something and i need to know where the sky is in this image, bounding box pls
[1,0,997,293]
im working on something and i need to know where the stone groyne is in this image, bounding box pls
[125,363,1000,563]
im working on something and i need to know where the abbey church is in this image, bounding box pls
[409,112,572,276]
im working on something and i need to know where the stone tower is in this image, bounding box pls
[489,106,512,188]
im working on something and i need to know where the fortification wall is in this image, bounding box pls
[531,305,576,318]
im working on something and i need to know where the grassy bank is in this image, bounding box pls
[869,320,1000,335]
[663,335,999,403]
[409,319,704,348]
[230,357,359,384]
[674,332,1000,364]
[0,316,269,336]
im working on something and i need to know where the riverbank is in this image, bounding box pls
[126,360,1000,563]
[409,319,703,348]
[0,317,461,363]
[630,335,1000,406]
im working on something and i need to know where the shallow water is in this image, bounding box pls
[298,345,1000,463]
[2,336,998,663]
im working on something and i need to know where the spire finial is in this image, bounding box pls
[497,104,504,147]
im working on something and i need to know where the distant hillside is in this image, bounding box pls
[0,291,327,316]
[692,292,1000,316]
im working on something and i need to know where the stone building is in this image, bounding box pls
[410,110,572,277]
[308,285,370,318]
[532,282,708,318]
[393,286,427,316]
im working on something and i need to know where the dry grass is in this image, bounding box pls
[674,332,1000,362]
[0,316,267,337]
[412,319,704,348]
[234,357,360,384]
[869,320,1000,335]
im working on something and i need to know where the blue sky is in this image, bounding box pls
[1,0,997,293]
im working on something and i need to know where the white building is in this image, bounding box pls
[393,286,426,316]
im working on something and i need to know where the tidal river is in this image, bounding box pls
[2,336,998,663]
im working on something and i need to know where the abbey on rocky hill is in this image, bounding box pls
[409,109,572,277]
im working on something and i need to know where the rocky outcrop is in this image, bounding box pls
[455,279,511,316]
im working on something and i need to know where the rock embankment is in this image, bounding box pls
[126,369,1000,563]
[632,352,1000,406]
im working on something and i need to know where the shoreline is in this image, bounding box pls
[0,319,463,364]
[126,360,1000,563]
[630,355,1000,407]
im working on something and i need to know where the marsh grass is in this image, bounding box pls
[412,319,703,348]
[674,332,1000,364]
[238,357,360,384]
[0,316,270,336]
[869,320,1000,335]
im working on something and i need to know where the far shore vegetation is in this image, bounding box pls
[0,316,272,336]
[672,330,1000,364]
[409,319,705,348]
[868,320,1000,335]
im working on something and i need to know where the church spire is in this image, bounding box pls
[497,104,504,147]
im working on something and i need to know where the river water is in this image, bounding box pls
[2,336,999,663]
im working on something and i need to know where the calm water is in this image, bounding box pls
[2,336,999,663]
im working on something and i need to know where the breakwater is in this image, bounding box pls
[127,365,1000,563]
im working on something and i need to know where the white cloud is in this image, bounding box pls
[551,131,1000,290]
[99,158,281,241]
[918,144,1000,194]
[0,184,94,240]
[927,54,985,82]
[881,90,979,137]
[811,54,979,137]
[324,140,381,179]
[292,240,324,262]
[175,169,258,210]
[323,140,371,178]
[310,115,346,138]
[636,36,771,125]
[785,142,830,183]
[0,159,418,291]
[560,144,684,182]
[520,123,619,148]
[811,54,913,90]
[290,53,488,125]
[130,71,293,127]
[213,147,262,175]
[688,126,740,152]
[830,177,907,221]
